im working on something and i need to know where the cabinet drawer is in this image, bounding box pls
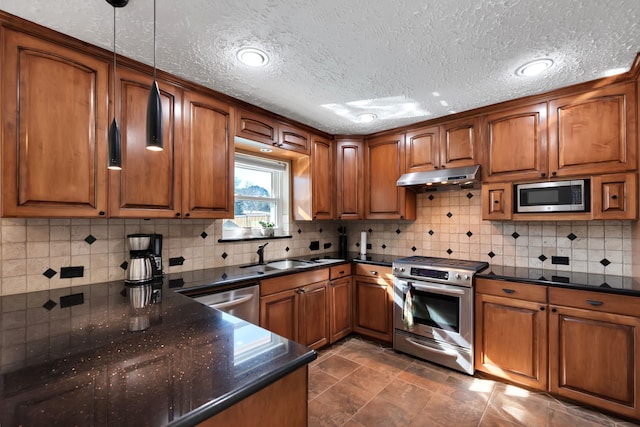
[330,263,351,280]
[354,264,392,282]
[475,278,547,303]
[548,287,640,317]
[260,269,329,296]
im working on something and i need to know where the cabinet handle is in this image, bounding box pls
[99,211,105,216]
[586,300,603,306]
[339,271,345,274]
[540,306,545,311]
[541,172,546,178]
[611,195,618,200]
[370,271,378,275]
[502,288,516,294]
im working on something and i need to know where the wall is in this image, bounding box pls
[343,189,635,276]
[0,189,635,296]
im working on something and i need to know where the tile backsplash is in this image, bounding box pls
[0,189,636,295]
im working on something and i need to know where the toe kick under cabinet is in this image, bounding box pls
[475,278,640,420]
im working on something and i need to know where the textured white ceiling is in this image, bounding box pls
[1,0,639,135]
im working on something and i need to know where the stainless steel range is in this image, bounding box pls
[392,256,488,375]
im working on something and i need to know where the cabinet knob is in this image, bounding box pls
[434,166,439,169]
[611,195,618,200]
[551,171,557,176]
[540,306,545,311]
[175,212,181,217]
[185,213,190,217]
[494,200,499,204]
[441,165,446,169]
[370,271,378,275]
[551,308,557,313]
[99,211,105,216]
[541,172,546,178]
[502,288,515,294]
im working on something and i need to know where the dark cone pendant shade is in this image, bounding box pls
[146,80,163,151]
[146,0,163,151]
[108,118,122,169]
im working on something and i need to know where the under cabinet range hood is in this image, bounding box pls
[397,164,481,192]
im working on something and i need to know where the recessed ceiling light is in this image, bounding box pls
[358,113,377,123]
[515,58,554,77]
[237,47,269,67]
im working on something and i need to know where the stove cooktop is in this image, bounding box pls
[394,256,489,272]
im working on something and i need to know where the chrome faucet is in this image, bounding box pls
[257,242,269,265]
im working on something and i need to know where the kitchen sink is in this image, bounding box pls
[238,264,278,273]
[266,259,316,269]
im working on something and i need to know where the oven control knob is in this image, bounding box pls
[455,274,461,280]
[464,275,470,281]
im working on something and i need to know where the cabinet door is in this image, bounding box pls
[2,30,108,217]
[481,182,513,220]
[592,172,638,220]
[260,289,298,341]
[236,109,278,146]
[335,138,365,220]
[311,135,334,220]
[329,276,353,343]
[483,103,548,182]
[440,117,480,168]
[182,90,234,219]
[475,293,548,390]
[365,133,416,220]
[299,281,329,349]
[549,305,640,419]
[278,122,310,155]
[109,67,182,217]
[549,83,637,176]
[353,276,393,342]
[405,126,440,172]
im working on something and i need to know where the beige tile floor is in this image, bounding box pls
[308,336,640,427]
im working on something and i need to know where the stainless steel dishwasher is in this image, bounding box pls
[192,283,259,325]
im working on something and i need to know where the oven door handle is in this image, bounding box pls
[410,283,466,296]
[406,338,458,357]
[209,294,254,310]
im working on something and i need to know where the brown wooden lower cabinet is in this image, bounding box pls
[476,279,640,420]
[549,304,640,419]
[475,286,548,390]
[329,276,353,343]
[197,366,308,427]
[352,265,393,343]
[259,269,330,349]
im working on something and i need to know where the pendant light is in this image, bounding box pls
[106,0,128,169]
[146,0,163,151]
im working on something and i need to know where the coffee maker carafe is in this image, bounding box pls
[125,234,153,284]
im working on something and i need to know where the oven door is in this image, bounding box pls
[393,277,472,349]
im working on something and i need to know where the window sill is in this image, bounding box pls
[218,235,293,243]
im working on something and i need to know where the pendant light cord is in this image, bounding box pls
[153,0,156,81]
[113,7,117,120]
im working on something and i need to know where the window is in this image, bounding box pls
[223,153,290,239]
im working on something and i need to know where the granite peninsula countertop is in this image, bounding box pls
[0,279,316,427]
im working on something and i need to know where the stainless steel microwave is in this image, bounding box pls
[515,179,589,213]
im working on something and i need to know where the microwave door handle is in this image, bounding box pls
[210,294,254,310]
[411,283,466,296]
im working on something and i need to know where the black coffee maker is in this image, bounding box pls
[149,233,163,279]
[125,233,163,283]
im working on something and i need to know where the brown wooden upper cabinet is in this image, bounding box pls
[181,89,235,219]
[483,102,548,182]
[2,30,109,217]
[405,117,479,173]
[365,133,416,220]
[109,67,183,218]
[236,109,310,155]
[548,83,637,177]
[335,137,365,220]
[292,134,334,220]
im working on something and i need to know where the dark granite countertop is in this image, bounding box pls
[478,265,640,296]
[0,280,316,426]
